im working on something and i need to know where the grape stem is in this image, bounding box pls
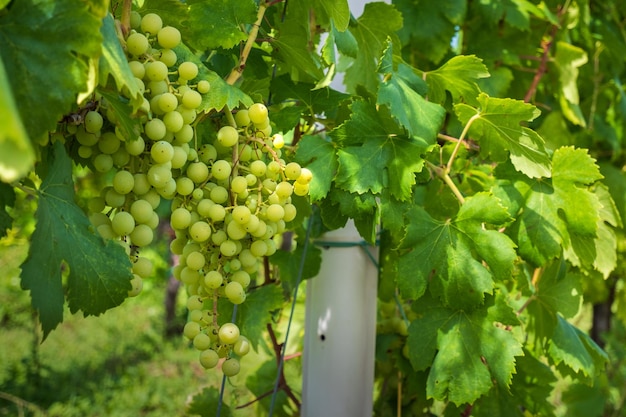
[119,0,132,37]
[225,3,268,85]
[11,181,37,197]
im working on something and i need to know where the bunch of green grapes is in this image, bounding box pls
[174,102,312,376]
[64,11,210,297]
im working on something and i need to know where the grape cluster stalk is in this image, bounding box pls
[60,11,312,377]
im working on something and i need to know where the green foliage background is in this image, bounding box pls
[1,0,626,416]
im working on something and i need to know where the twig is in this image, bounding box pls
[225,4,268,86]
[266,323,301,408]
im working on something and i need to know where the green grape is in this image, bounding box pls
[178,106,197,125]
[233,336,250,356]
[78,145,92,159]
[199,349,220,369]
[224,281,245,305]
[226,220,247,240]
[148,80,169,97]
[204,270,223,289]
[176,176,195,196]
[197,80,211,94]
[218,323,240,345]
[128,274,143,297]
[267,160,281,175]
[126,32,150,56]
[151,140,174,164]
[250,239,267,257]
[125,136,145,156]
[180,267,201,285]
[147,163,172,188]
[238,144,253,162]
[297,167,313,184]
[105,187,126,207]
[171,145,188,168]
[221,358,240,377]
[248,103,268,125]
[130,199,153,224]
[170,237,187,255]
[187,161,209,183]
[193,333,212,350]
[211,160,231,180]
[128,60,146,79]
[84,111,103,133]
[93,153,113,173]
[184,321,201,340]
[113,170,135,195]
[257,125,272,137]
[272,134,285,149]
[130,10,142,29]
[220,240,238,257]
[132,256,153,278]
[182,90,202,109]
[174,124,193,144]
[133,173,151,195]
[163,111,184,133]
[217,126,239,147]
[159,93,178,113]
[112,147,131,167]
[231,270,251,288]
[159,49,177,67]
[157,26,181,49]
[171,207,192,230]
[294,181,309,196]
[283,203,297,222]
[230,176,248,195]
[266,204,285,222]
[211,229,227,246]
[143,189,161,209]
[243,214,259,232]
[145,61,169,81]
[112,211,135,236]
[189,221,212,242]
[188,309,203,322]
[178,61,198,80]
[234,109,250,127]
[130,224,154,247]
[275,181,293,198]
[158,177,178,198]
[76,126,98,146]
[88,197,106,213]
[89,212,109,228]
[97,224,116,239]
[144,118,167,141]
[249,160,267,177]
[140,12,163,35]
[209,186,228,205]
[186,251,206,270]
[231,206,251,225]
[98,132,121,155]
[187,294,204,310]
[284,162,302,180]
[198,144,217,163]
[208,204,226,223]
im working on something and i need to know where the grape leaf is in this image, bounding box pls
[548,315,608,382]
[553,41,588,127]
[173,42,252,111]
[408,294,523,405]
[331,100,428,200]
[187,387,232,417]
[185,0,257,50]
[294,135,337,201]
[344,2,403,93]
[20,142,132,338]
[312,0,350,31]
[0,182,15,237]
[397,193,517,310]
[394,0,466,63]
[422,55,490,105]
[499,147,603,267]
[327,188,379,243]
[237,284,284,350]
[377,42,446,143]
[272,1,324,82]
[0,55,34,183]
[139,0,188,30]
[98,14,143,112]
[474,0,543,30]
[271,243,322,290]
[0,0,104,142]
[97,89,141,143]
[455,93,552,178]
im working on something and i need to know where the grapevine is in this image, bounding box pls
[58,9,311,376]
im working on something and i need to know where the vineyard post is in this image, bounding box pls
[301,220,379,416]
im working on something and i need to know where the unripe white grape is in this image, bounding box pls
[248,103,268,125]
[222,358,240,377]
[231,270,251,288]
[272,134,285,149]
[297,167,313,184]
[209,186,228,204]
[211,160,231,180]
[176,176,195,196]
[93,153,114,173]
[105,187,125,207]
[283,203,297,222]
[197,80,211,94]
[294,181,310,196]
[145,118,167,141]
[141,13,163,35]
[199,349,219,369]
[113,170,135,195]
[163,111,184,133]
[186,251,206,270]
[112,211,135,236]
[148,80,169,97]
[130,224,154,246]
[187,161,209,183]
[130,199,153,224]
[193,332,212,350]
[181,90,202,109]
[189,221,212,242]
[204,270,223,289]
[284,162,302,180]
[178,61,198,80]
[126,32,150,56]
[180,267,201,285]
[250,239,268,257]
[174,124,194,144]
[132,256,153,278]
[226,220,247,240]
[231,206,251,225]
[145,60,169,81]
[157,26,181,49]
[187,294,204,310]
[171,145,188,168]
[98,132,121,155]
[220,240,238,257]
[171,207,192,230]
[218,323,240,345]
[128,274,143,297]
[184,321,201,340]
[158,93,178,113]
[125,136,145,156]
[217,126,239,147]
[233,336,250,356]
[78,145,92,159]
[266,204,285,222]
[159,48,177,67]
[84,111,103,133]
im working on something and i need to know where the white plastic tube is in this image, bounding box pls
[301,220,378,417]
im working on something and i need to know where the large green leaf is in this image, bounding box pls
[397,193,517,309]
[312,0,350,31]
[0,0,104,142]
[294,135,338,201]
[407,294,523,405]
[185,0,257,50]
[331,100,428,200]
[344,2,403,93]
[20,142,132,338]
[455,93,552,178]
[423,55,490,105]
[553,41,588,127]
